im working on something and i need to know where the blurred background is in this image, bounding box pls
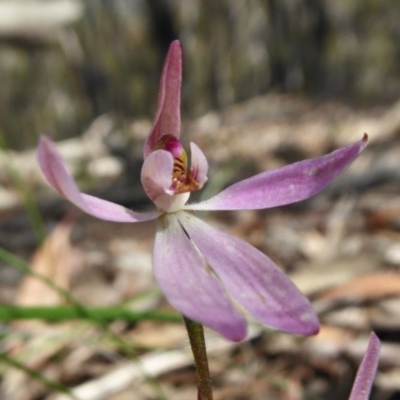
[1,1,400,400]
[1,0,400,149]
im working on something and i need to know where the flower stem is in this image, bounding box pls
[183,316,214,400]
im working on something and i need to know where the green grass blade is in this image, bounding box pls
[0,305,180,323]
[0,247,85,311]
[0,136,46,242]
[0,353,76,399]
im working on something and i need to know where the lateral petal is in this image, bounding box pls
[141,149,190,212]
[153,213,247,342]
[141,149,175,200]
[178,212,319,335]
[38,136,159,223]
[349,332,380,400]
[144,40,182,158]
[185,135,368,211]
[190,142,208,188]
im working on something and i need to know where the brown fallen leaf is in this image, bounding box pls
[319,272,400,302]
[16,215,85,307]
[2,216,86,400]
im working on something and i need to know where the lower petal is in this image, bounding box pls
[153,213,247,341]
[178,212,319,336]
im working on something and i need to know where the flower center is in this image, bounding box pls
[157,135,200,194]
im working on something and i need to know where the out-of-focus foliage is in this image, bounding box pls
[0,0,400,149]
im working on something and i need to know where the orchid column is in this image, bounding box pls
[38,40,368,400]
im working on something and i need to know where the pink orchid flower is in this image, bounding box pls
[38,40,368,342]
[349,332,381,400]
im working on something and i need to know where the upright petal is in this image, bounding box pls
[185,135,368,211]
[38,136,160,223]
[190,142,208,187]
[144,41,182,158]
[349,333,380,400]
[178,212,319,335]
[153,213,247,341]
